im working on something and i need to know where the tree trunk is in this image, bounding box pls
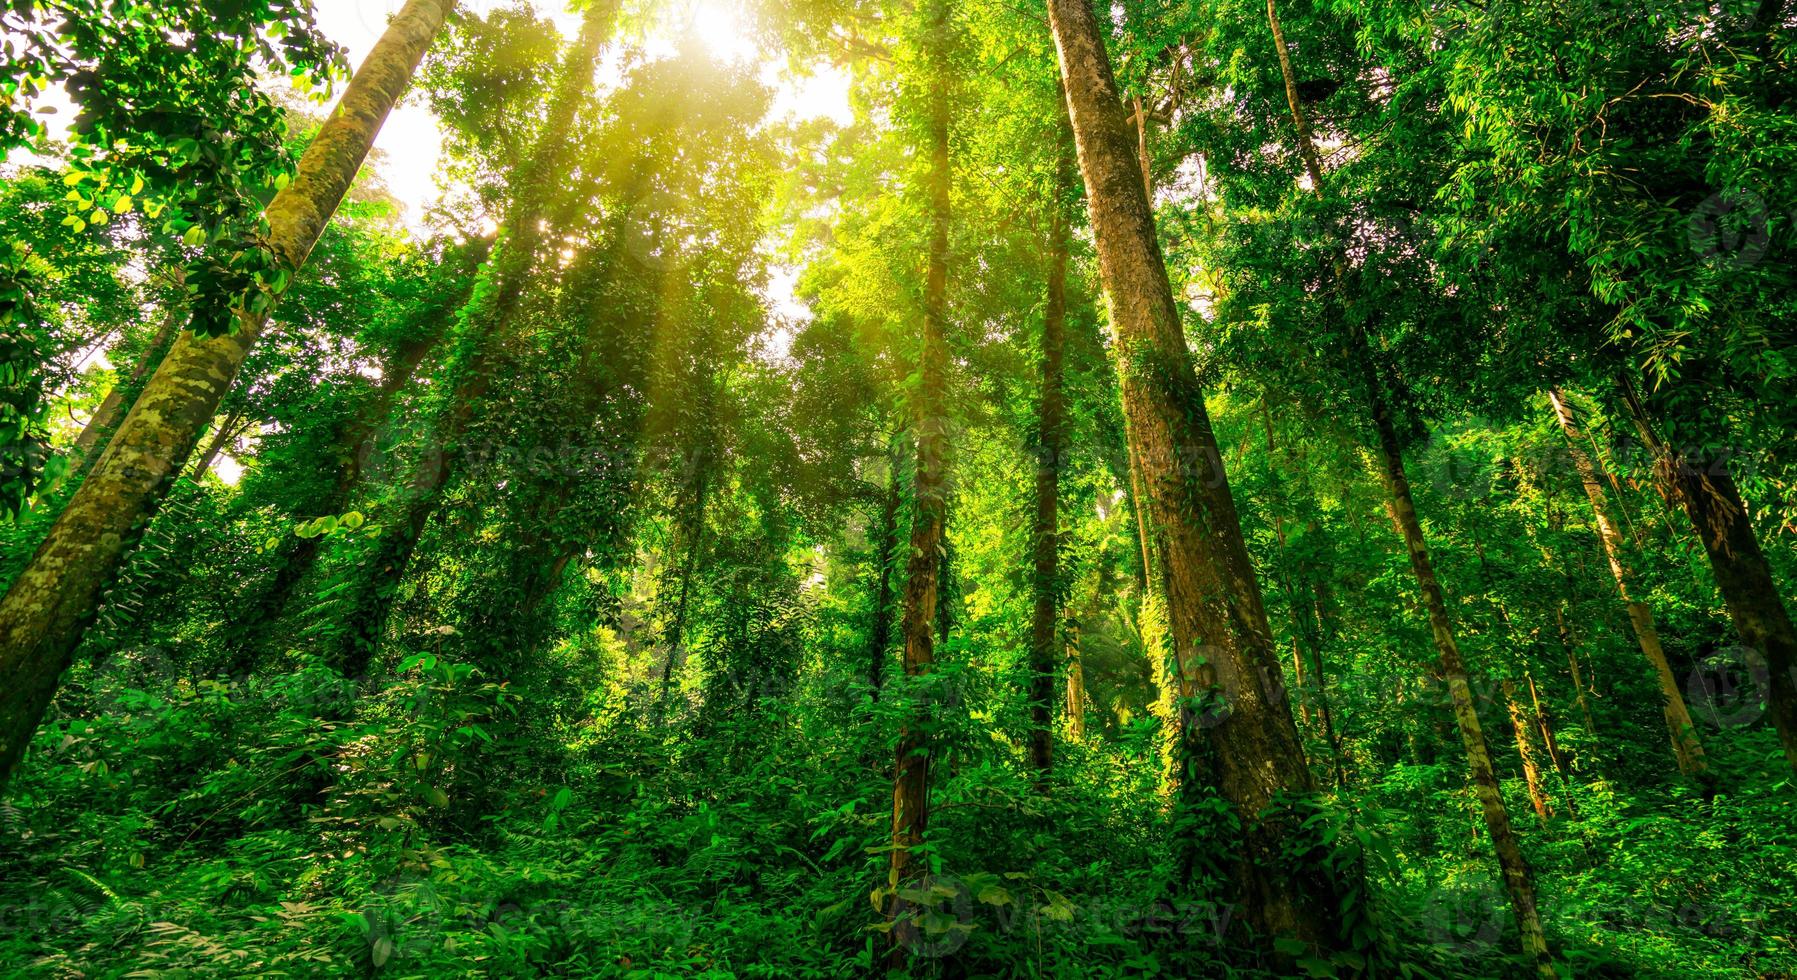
[1065,605,1086,739]
[1365,372,1552,973]
[0,0,452,790]
[658,465,710,702]
[1618,376,1797,777]
[65,304,181,479]
[1504,680,1552,823]
[867,452,902,698]
[225,249,488,676]
[1262,0,1549,964]
[1028,142,1072,778]
[1049,0,1337,946]
[331,2,621,675]
[190,411,247,482]
[887,0,952,947]
[1548,388,1707,774]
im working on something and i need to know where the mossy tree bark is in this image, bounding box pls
[0,0,454,790]
[1049,0,1338,946]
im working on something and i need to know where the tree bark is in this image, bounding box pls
[1049,0,1337,946]
[887,0,952,945]
[0,0,452,790]
[65,304,181,479]
[1548,388,1708,775]
[1617,375,1797,776]
[1028,142,1072,778]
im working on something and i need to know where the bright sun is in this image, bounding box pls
[673,0,759,63]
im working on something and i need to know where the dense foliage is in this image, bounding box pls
[0,0,1793,976]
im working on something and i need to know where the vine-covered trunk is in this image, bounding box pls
[887,0,952,946]
[1549,388,1707,775]
[1618,378,1797,777]
[330,2,620,674]
[1028,155,1071,778]
[1049,0,1337,946]
[0,0,452,790]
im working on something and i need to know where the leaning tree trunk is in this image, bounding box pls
[226,266,481,676]
[1364,379,1553,973]
[189,410,248,482]
[1504,679,1552,823]
[63,302,181,482]
[331,0,620,675]
[1263,0,1550,965]
[1548,388,1708,775]
[1618,376,1797,776]
[0,0,453,790]
[886,0,953,951]
[1048,0,1339,947]
[1028,139,1073,779]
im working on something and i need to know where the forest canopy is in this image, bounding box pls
[0,0,1794,976]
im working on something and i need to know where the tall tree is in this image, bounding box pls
[1047,0,1341,947]
[1261,0,1552,967]
[0,0,453,790]
[1618,376,1797,776]
[1027,134,1073,777]
[886,0,954,943]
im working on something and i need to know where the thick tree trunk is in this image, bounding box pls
[887,0,952,945]
[1049,0,1337,946]
[0,0,451,790]
[331,2,621,675]
[1617,376,1797,776]
[1549,388,1707,774]
[65,305,181,479]
[1028,150,1072,778]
